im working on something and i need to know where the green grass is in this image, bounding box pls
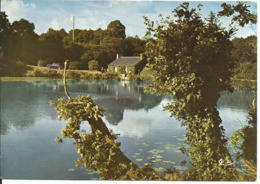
[0,77,62,82]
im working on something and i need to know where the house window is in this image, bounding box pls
[115,67,117,72]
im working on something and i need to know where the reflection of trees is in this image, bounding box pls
[51,95,161,180]
[0,81,61,135]
[65,80,163,125]
[1,80,162,134]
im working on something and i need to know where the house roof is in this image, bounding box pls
[108,56,141,66]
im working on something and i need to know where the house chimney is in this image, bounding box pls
[116,54,120,59]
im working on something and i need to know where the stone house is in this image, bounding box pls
[107,54,146,75]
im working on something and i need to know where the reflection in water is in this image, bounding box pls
[51,95,161,180]
[0,80,162,134]
[0,80,256,180]
[217,90,256,109]
[1,82,62,135]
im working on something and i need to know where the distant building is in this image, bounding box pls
[108,54,146,74]
[46,63,63,69]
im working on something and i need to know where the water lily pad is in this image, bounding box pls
[175,150,181,153]
[141,142,149,146]
[174,166,188,171]
[165,146,171,149]
[136,158,143,162]
[135,153,140,155]
[144,163,152,166]
[168,144,175,147]
[155,155,163,159]
[162,160,172,164]
[149,149,164,154]
[138,149,143,151]
[177,138,186,141]
[155,167,165,172]
[134,142,139,146]
[152,159,161,163]
[133,155,137,158]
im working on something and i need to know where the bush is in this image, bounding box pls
[26,68,62,78]
[88,60,99,70]
[69,61,82,70]
[102,73,120,80]
[37,59,49,67]
[81,61,89,70]
[67,71,80,79]
[1,59,29,77]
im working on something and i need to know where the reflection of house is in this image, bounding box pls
[108,54,146,74]
[46,63,63,69]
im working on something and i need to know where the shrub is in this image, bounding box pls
[102,73,120,80]
[67,71,80,79]
[88,60,99,70]
[2,59,29,77]
[81,61,89,70]
[69,61,82,70]
[37,59,49,67]
[26,68,62,78]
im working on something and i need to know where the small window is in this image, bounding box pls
[115,67,117,72]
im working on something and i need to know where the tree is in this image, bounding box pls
[144,3,236,180]
[218,2,257,27]
[231,36,257,63]
[10,18,39,64]
[64,43,85,61]
[39,28,67,63]
[68,61,82,70]
[88,60,99,70]
[0,12,11,53]
[107,20,126,39]
[0,12,12,62]
[231,97,256,164]
[123,36,146,56]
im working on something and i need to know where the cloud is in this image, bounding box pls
[50,18,59,30]
[1,0,257,38]
[2,0,36,22]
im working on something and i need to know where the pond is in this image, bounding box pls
[0,80,256,179]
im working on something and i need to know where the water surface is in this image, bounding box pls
[0,80,256,179]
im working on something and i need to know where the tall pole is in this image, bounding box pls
[64,60,72,101]
[73,16,75,42]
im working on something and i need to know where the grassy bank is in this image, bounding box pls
[231,62,257,89]
[1,63,257,90]
[0,77,61,82]
[24,65,120,80]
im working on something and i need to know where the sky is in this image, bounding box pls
[1,0,257,38]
